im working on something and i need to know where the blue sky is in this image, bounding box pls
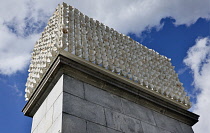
[0,0,209,133]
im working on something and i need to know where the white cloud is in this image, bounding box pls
[0,0,209,75]
[177,67,188,75]
[0,24,39,75]
[8,83,23,97]
[29,0,210,34]
[184,37,210,133]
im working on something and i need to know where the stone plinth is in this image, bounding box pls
[23,55,199,133]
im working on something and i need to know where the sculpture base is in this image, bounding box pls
[23,54,198,133]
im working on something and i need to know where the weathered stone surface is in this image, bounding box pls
[52,92,63,122]
[121,98,156,125]
[105,108,143,133]
[44,106,53,132]
[179,122,194,133]
[62,113,86,133]
[31,99,47,132]
[153,111,183,133]
[87,122,122,133]
[28,74,197,133]
[32,126,38,133]
[46,75,63,111]
[31,76,64,133]
[63,92,106,125]
[34,105,53,133]
[63,75,84,98]
[46,114,62,133]
[141,121,171,133]
[158,128,172,133]
[31,118,37,133]
[37,115,47,133]
[84,83,123,112]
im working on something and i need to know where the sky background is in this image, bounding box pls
[0,0,209,133]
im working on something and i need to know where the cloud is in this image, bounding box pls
[184,37,210,132]
[0,24,39,75]
[177,67,188,75]
[8,84,23,97]
[29,0,210,34]
[0,0,210,75]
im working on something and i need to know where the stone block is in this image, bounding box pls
[87,122,122,133]
[32,99,47,132]
[141,121,171,133]
[63,92,106,125]
[153,112,183,133]
[84,83,123,112]
[105,108,143,133]
[121,98,156,125]
[31,119,38,133]
[53,92,63,122]
[37,115,47,133]
[158,128,173,133]
[46,75,63,111]
[62,113,86,133]
[31,75,63,133]
[46,113,62,133]
[36,107,53,133]
[179,122,194,133]
[63,74,84,98]
[32,125,38,133]
[44,106,53,132]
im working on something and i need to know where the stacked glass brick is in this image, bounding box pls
[25,3,191,108]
